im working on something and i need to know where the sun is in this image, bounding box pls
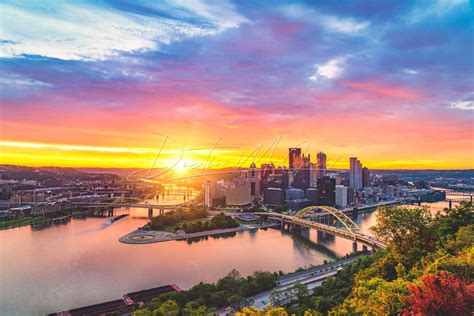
[175,161,188,174]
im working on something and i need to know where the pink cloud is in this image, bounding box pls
[340,80,424,100]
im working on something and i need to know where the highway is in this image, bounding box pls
[250,255,363,308]
[217,255,365,314]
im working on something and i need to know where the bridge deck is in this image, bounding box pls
[260,212,387,249]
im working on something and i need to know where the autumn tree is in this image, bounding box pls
[403,272,474,316]
[348,277,410,315]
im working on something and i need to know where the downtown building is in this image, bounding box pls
[349,157,363,191]
[288,147,311,191]
[316,152,327,179]
[336,185,354,208]
[316,176,336,206]
[362,167,371,188]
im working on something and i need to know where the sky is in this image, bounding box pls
[0,0,473,170]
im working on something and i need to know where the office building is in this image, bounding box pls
[316,152,327,179]
[309,162,317,187]
[316,176,336,206]
[263,187,285,205]
[246,162,261,198]
[362,167,371,187]
[204,181,212,207]
[349,157,363,190]
[306,187,318,204]
[335,185,348,207]
[260,163,275,194]
[225,179,252,206]
[285,188,305,201]
[289,148,302,169]
[290,149,311,190]
[286,199,312,211]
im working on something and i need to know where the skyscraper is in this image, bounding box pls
[288,148,302,169]
[316,176,336,206]
[362,167,371,188]
[316,152,327,179]
[309,162,317,187]
[204,181,212,207]
[349,157,363,190]
[291,153,311,190]
[247,162,260,198]
[335,185,348,207]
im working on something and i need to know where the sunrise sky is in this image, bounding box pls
[0,1,473,169]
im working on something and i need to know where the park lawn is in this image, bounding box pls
[0,216,49,230]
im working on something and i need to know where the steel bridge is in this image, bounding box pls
[70,202,189,218]
[256,206,387,251]
[71,202,183,209]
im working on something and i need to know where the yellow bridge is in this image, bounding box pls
[256,206,387,251]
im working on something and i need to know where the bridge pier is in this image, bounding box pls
[107,208,114,217]
[352,241,358,253]
[362,245,368,253]
[449,200,452,210]
[148,207,153,218]
[160,208,164,215]
[299,227,310,239]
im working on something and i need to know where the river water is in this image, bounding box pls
[0,192,461,315]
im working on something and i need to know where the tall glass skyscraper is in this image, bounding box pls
[349,157,363,190]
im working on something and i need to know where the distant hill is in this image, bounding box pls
[0,164,119,181]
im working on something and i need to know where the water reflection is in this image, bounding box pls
[1,206,354,315]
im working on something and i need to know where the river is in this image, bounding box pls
[0,193,461,315]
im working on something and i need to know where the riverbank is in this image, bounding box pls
[119,223,278,244]
[0,213,72,230]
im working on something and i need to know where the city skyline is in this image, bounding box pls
[1,1,473,169]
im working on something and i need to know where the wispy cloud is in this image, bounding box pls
[0,0,245,61]
[320,15,369,33]
[450,100,474,110]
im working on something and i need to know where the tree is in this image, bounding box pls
[291,283,310,305]
[236,305,288,316]
[133,309,152,316]
[348,277,410,315]
[153,300,180,316]
[228,294,252,311]
[403,272,474,316]
[433,202,473,237]
[371,206,436,256]
[182,302,208,316]
[217,269,242,292]
[252,271,277,292]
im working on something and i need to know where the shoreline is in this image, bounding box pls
[119,223,278,244]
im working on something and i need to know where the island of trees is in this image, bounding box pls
[135,202,473,315]
[175,212,239,233]
[148,206,239,234]
[148,206,208,231]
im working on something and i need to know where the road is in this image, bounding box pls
[217,255,365,314]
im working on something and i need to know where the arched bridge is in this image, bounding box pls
[256,206,387,250]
